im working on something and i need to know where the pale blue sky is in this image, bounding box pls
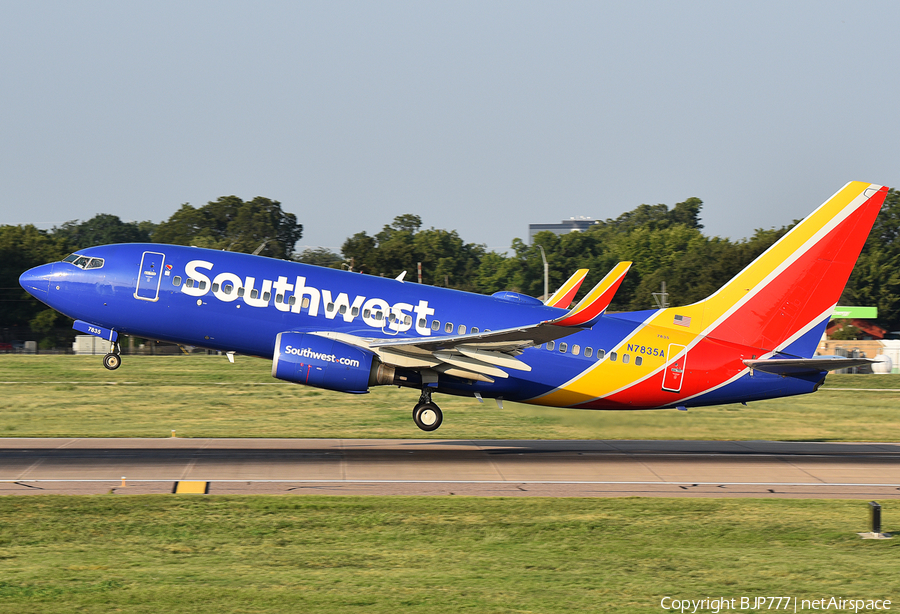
[1,1,897,253]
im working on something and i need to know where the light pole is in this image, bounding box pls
[535,244,548,301]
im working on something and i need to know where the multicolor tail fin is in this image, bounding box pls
[658,181,888,357]
[530,181,888,411]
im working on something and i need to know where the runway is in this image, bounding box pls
[1,438,898,498]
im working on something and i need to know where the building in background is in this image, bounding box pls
[528,217,598,243]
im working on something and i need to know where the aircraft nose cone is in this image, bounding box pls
[19,263,54,298]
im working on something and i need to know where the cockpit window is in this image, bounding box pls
[62,253,104,270]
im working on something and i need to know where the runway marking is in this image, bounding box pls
[14,458,45,481]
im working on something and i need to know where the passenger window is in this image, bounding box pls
[405,315,412,325]
[418,318,426,329]
[199,281,207,290]
[186,279,194,288]
[212,283,220,293]
[622,354,630,364]
[275,294,283,304]
[572,345,580,356]
[458,324,466,335]
[288,296,296,306]
[351,306,359,316]
[610,352,617,361]
[339,305,347,315]
[635,356,643,366]
[584,347,593,358]
[547,341,555,351]
[263,291,271,301]
[326,303,334,312]
[559,342,567,353]
[250,289,259,299]
[445,322,453,333]
[223,284,233,294]
[374,311,383,321]
[363,309,371,318]
[471,327,479,334]
[173,276,182,286]
[431,320,440,331]
[598,349,605,359]
[302,297,309,309]
[238,287,245,297]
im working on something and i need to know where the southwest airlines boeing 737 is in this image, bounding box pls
[19,181,888,431]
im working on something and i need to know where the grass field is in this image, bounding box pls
[2,357,898,613]
[0,496,896,613]
[1,355,898,440]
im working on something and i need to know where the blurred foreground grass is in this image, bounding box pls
[1,355,898,440]
[0,496,896,613]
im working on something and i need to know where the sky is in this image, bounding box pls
[1,1,898,254]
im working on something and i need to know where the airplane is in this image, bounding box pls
[19,181,887,431]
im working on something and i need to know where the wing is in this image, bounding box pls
[313,263,634,383]
[743,357,873,376]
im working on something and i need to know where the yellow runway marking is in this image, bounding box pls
[173,481,209,494]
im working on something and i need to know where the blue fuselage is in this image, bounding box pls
[20,243,820,408]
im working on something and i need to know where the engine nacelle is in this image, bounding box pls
[273,332,381,393]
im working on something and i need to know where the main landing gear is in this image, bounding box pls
[412,387,443,431]
[103,343,121,371]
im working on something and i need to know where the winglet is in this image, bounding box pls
[549,262,632,327]
[545,269,589,308]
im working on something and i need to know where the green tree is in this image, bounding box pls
[341,215,485,289]
[843,189,900,331]
[153,196,302,259]
[341,232,378,274]
[51,214,150,248]
[0,225,71,327]
[294,247,344,269]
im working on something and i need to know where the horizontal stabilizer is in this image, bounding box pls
[743,357,874,376]
[550,262,632,327]
[545,269,589,308]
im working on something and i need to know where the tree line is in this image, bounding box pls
[3,190,899,348]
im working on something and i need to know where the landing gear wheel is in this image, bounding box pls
[413,403,443,432]
[103,353,121,370]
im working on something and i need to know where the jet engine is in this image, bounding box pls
[272,332,394,393]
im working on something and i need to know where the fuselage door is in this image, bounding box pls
[134,251,166,302]
[662,344,687,393]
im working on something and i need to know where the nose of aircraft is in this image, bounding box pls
[19,263,54,298]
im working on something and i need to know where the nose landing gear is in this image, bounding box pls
[412,387,443,431]
[103,342,121,371]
